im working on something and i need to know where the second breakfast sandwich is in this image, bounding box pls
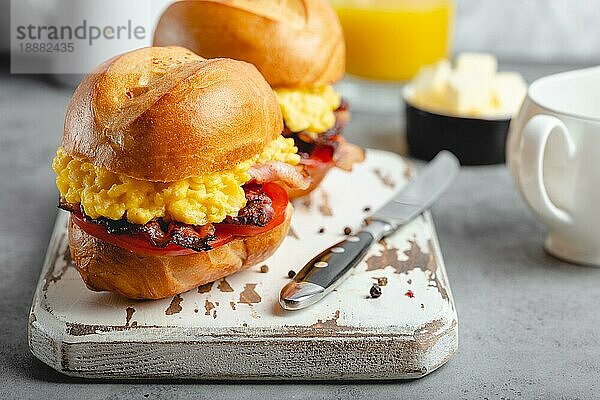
[154,0,365,198]
[52,46,308,299]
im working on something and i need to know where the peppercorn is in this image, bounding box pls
[260,265,269,273]
[363,206,371,212]
[370,284,382,298]
[343,226,352,235]
[318,227,325,234]
[287,270,296,279]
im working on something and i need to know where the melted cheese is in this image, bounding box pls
[53,136,299,226]
[274,85,341,136]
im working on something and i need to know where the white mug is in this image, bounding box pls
[508,66,600,265]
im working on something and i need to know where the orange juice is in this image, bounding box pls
[331,0,454,81]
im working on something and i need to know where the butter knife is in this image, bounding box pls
[279,151,459,311]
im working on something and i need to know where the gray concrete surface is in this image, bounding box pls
[0,62,598,399]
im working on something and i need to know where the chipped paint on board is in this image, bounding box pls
[287,226,300,239]
[365,237,449,302]
[197,282,213,294]
[317,190,333,216]
[217,279,234,293]
[310,310,342,329]
[239,284,261,305]
[404,163,415,179]
[42,232,70,293]
[374,168,396,188]
[125,307,135,326]
[204,300,215,316]
[165,295,183,315]
[300,196,312,210]
[365,240,401,272]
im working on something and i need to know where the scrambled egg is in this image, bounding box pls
[53,136,299,226]
[274,85,341,136]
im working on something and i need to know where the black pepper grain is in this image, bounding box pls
[343,226,352,235]
[318,227,325,234]
[370,284,382,298]
[287,270,296,279]
[363,206,371,212]
[260,265,269,273]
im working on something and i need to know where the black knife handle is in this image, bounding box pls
[294,231,376,289]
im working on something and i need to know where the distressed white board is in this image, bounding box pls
[29,149,458,380]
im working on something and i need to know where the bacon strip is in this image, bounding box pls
[284,99,363,172]
[59,200,218,251]
[248,161,311,190]
[332,137,366,172]
[58,184,275,252]
[223,183,274,226]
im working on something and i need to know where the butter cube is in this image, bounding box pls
[411,60,452,109]
[411,59,451,110]
[429,59,452,94]
[410,52,525,117]
[413,60,450,93]
[445,71,493,115]
[412,65,436,94]
[493,72,527,114]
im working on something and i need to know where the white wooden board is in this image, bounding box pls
[28,149,458,380]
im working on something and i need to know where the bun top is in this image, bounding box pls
[61,46,283,182]
[153,0,345,88]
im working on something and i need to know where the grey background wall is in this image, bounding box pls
[1,0,599,64]
[454,0,600,63]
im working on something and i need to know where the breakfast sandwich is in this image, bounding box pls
[153,0,365,198]
[52,46,308,299]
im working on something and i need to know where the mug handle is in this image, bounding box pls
[518,115,575,226]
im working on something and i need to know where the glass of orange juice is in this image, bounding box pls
[331,0,454,81]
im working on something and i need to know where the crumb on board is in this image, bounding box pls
[374,277,388,287]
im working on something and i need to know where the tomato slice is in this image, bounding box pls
[300,143,334,166]
[296,143,335,186]
[70,182,289,257]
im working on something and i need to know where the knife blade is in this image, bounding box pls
[279,151,459,311]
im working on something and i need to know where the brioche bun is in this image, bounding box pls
[153,0,345,88]
[62,46,283,182]
[68,203,293,299]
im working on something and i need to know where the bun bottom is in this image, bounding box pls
[68,203,293,299]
